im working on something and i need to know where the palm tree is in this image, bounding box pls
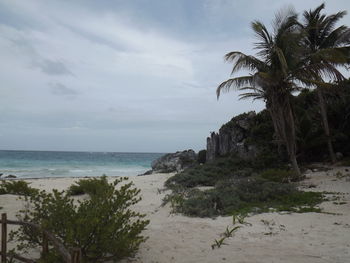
[301,3,350,163]
[217,9,304,178]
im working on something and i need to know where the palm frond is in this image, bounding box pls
[320,11,347,40]
[216,76,254,99]
[251,21,273,58]
[295,62,345,83]
[238,92,265,101]
[309,47,350,64]
[298,78,336,88]
[321,26,350,48]
[302,3,325,25]
[224,52,266,74]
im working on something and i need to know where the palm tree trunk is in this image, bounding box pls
[267,106,284,156]
[290,153,301,179]
[269,93,302,179]
[317,87,336,163]
[283,99,302,179]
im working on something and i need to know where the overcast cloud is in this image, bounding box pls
[0,0,349,152]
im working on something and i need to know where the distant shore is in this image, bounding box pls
[1,168,350,263]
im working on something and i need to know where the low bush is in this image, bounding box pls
[260,169,296,183]
[0,180,38,196]
[165,156,253,189]
[164,176,324,217]
[10,176,149,262]
[67,176,110,196]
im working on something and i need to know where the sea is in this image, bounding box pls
[0,150,164,179]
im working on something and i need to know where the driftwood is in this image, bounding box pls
[1,213,80,263]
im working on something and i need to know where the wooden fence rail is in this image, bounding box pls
[0,213,81,263]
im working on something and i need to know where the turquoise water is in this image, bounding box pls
[0,150,164,178]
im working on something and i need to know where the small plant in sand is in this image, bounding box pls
[0,180,38,196]
[211,214,249,250]
[10,176,149,262]
[223,226,241,238]
[232,214,251,226]
[211,236,227,250]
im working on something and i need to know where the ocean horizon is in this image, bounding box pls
[0,150,165,179]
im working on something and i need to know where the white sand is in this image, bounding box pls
[1,167,350,263]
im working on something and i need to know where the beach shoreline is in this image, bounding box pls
[1,168,350,262]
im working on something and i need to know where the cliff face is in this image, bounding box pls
[206,111,259,161]
[151,149,197,173]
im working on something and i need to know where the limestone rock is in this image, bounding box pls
[151,150,197,173]
[5,174,17,178]
[138,170,153,176]
[206,111,260,161]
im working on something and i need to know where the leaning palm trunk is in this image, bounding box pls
[267,107,284,156]
[283,97,301,178]
[316,87,337,163]
[269,91,301,179]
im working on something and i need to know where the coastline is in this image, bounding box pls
[1,168,350,262]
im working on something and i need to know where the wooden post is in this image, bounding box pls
[42,232,49,258]
[1,213,7,263]
[70,248,81,263]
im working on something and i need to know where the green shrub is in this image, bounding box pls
[0,180,38,196]
[165,155,253,189]
[10,177,149,262]
[165,176,324,217]
[260,169,296,183]
[67,176,110,196]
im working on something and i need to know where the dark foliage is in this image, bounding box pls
[197,149,207,164]
[295,84,350,161]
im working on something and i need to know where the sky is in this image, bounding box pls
[0,0,349,153]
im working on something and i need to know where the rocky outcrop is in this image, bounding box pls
[206,111,260,161]
[151,150,197,173]
[4,174,17,179]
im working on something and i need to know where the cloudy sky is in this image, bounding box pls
[0,0,349,152]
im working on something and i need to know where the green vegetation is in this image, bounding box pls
[211,236,227,249]
[10,176,149,262]
[164,156,324,218]
[211,215,249,249]
[260,169,296,183]
[67,176,110,196]
[165,153,288,190]
[165,155,255,189]
[0,180,38,196]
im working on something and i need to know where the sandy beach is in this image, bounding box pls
[1,167,350,263]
